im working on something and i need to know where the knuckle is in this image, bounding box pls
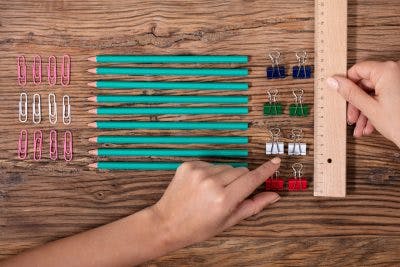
[177,162,196,174]
[192,168,207,182]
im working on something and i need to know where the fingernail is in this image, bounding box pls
[347,120,354,126]
[271,157,281,164]
[327,77,339,90]
[270,195,281,204]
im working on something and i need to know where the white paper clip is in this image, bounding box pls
[288,128,307,156]
[62,95,71,125]
[19,92,28,123]
[48,93,57,124]
[266,127,284,155]
[32,93,41,124]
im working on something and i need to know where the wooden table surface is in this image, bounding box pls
[1,0,400,265]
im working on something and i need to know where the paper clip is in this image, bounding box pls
[63,131,73,161]
[17,129,28,159]
[49,130,58,160]
[32,93,41,124]
[266,50,285,79]
[19,92,28,123]
[17,55,27,86]
[288,163,307,191]
[47,55,57,86]
[33,130,43,161]
[62,95,71,125]
[48,93,57,124]
[266,127,284,155]
[61,54,71,86]
[293,51,312,79]
[263,89,282,116]
[288,128,307,156]
[265,170,284,191]
[289,89,309,117]
[32,55,42,85]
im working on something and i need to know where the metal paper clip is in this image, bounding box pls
[62,95,71,125]
[266,50,285,79]
[265,170,284,191]
[32,93,41,124]
[61,54,71,86]
[48,93,57,124]
[33,130,43,161]
[17,129,28,159]
[264,89,282,115]
[266,127,284,155]
[290,89,308,117]
[63,131,73,162]
[293,51,312,79]
[19,92,28,123]
[32,55,42,85]
[47,55,57,86]
[288,128,307,156]
[17,55,27,86]
[49,130,58,160]
[288,163,307,191]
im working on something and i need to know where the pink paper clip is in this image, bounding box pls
[63,130,73,161]
[17,129,28,159]
[47,55,57,86]
[33,130,43,161]
[49,130,58,160]
[17,55,27,86]
[32,55,42,85]
[61,54,71,86]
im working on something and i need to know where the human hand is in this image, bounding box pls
[149,158,281,250]
[326,60,400,146]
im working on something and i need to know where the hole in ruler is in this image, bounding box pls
[327,158,332,163]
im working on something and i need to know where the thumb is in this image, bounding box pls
[327,76,377,119]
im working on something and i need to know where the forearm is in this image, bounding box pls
[2,207,172,267]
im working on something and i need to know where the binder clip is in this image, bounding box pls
[292,51,312,79]
[263,89,283,116]
[288,128,307,156]
[48,93,57,124]
[17,129,28,160]
[32,55,42,85]
[19,92,28,123]
[64,131,73,162]
[288,163,307,191]
[266,50,285,79]
[266,127,284,155]
[265,170,284,191]
[47,55,57,86]
[49,130,58,160]
[32,93,41,124]
[62,95,71,125]
[33,130,43,161]
[17,55,27,86]
[289,89,309,117]
[61,54,71,86]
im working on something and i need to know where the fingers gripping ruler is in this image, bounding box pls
[314,0,348,197]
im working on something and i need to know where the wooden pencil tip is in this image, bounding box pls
[88,109,97,114]
[88,163,98,168]
[87,57,96,62]
[88,150,98,156]
[87,68,97,74]
[87,96,97,102]
[87,81,97,87]
[88,137,98,143]
[88,122,97,128]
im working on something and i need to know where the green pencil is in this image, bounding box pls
[88,95,249,104]
[88,121,248,130]
[90,148,248,157]
[88,67,248,77]
[89,161,248,170]
[88,55,248,64]
[89,136,248,144]
[89,106,248,115]
[88,81,248,91]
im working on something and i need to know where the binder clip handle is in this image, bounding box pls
[292,163,303,178]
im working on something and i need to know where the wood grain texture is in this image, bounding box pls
[0,0,400,265]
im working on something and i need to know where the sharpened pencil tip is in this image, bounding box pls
[87,57,96,62]
[88,122,97,128]
[88,150,98,156]
[88,137,97,143]
[88,163,98,168]
[88,109,97,114]
[87,82,96,87]
[87,68,97,74]
[87,96,97,102]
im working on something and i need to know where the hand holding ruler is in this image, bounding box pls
[314,0,348,197]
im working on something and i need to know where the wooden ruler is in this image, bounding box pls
[314,0,348,197]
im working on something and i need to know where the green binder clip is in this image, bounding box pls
[264,89,283,116]
[289,89,309,117]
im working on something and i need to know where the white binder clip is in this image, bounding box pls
[288,128,307,156]
[266,127,284,155]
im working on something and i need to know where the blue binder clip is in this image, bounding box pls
[266,50,285,79]
[293,51,312,79]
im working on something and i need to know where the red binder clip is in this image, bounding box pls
[288,163,307,191]
[266,170,284,191]
[32,55,42,85]
[61,54,71,86]
[47,55,57,86]
[49,130,58,160]
[17,55,27,86]
[33,130,43,161]
[63,131,73,161]
[17,129,28,159]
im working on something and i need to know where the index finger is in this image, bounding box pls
[348,61,386,85]
[225,158,281,205]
